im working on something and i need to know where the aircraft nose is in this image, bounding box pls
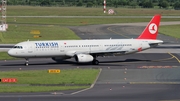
[8,49,15,57]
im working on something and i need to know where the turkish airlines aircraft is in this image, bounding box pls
[8,15,163,66]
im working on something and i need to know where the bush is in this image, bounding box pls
[142,1,154,8]
[174,2,180,10]
[40,0,50,6]
[86,2,93,7]
[159,1,169,8]
[77,2,83,6]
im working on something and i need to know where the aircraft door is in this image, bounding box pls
[60,44,65,54]
[99,43,103,51]
[138,43,143,52]
[28,44,33,54]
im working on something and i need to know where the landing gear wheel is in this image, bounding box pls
[92,60,99,65]
[25,62,28,66]
[25,58,29,66]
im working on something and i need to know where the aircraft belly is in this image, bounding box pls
[32,49,63,57]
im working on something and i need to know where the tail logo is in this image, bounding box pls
[148,23,157,34]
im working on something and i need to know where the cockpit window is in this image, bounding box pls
[13,46,23,49]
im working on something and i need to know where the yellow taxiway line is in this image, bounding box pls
[107,27,130,38]
[168,52,180,63]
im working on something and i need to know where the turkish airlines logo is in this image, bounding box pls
[149,23,157,34]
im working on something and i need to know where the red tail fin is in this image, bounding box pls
[137,14,161,39]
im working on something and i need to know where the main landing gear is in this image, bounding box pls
[25,58,29,66]
[92,54,99,65]
[92,59,99,65]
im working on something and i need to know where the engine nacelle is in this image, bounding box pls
[75,54,94,63]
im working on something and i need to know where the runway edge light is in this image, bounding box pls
[48,69,60,73]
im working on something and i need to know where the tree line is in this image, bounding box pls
[7,0,180,10]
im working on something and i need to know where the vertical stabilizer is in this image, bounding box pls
[137,15,161,39]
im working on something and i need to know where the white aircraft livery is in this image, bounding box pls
[8,14,163,66]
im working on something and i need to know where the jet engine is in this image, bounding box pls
[75,54,94,63]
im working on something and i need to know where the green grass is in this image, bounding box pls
[0,52,16,60]
[159,24,180,39]
[0,86,88,93]
[0,69,100,92]
[7,6,180,16]
[0,69,99,84]
[0,24,80,44]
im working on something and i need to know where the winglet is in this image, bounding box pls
[137,14,161,39]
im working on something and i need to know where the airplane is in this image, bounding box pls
[8,14,163,66]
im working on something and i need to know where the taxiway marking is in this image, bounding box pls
[107,27,130,38]
[168,52,180,63]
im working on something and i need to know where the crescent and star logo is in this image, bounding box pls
[148,23,157,34]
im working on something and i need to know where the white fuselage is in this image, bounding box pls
[8,39,162,58]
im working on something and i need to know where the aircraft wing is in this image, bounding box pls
[65,50,127,57]
[90,50,127,55]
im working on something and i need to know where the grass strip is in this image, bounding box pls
[7,6,180,16]
[159,24,180,39]
[0,52,16,60]
[0,69,100,92]
[0,86,88,93]
[0,24,80,44]
[0,69,99,84]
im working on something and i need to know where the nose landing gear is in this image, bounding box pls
[25,58,29,66]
